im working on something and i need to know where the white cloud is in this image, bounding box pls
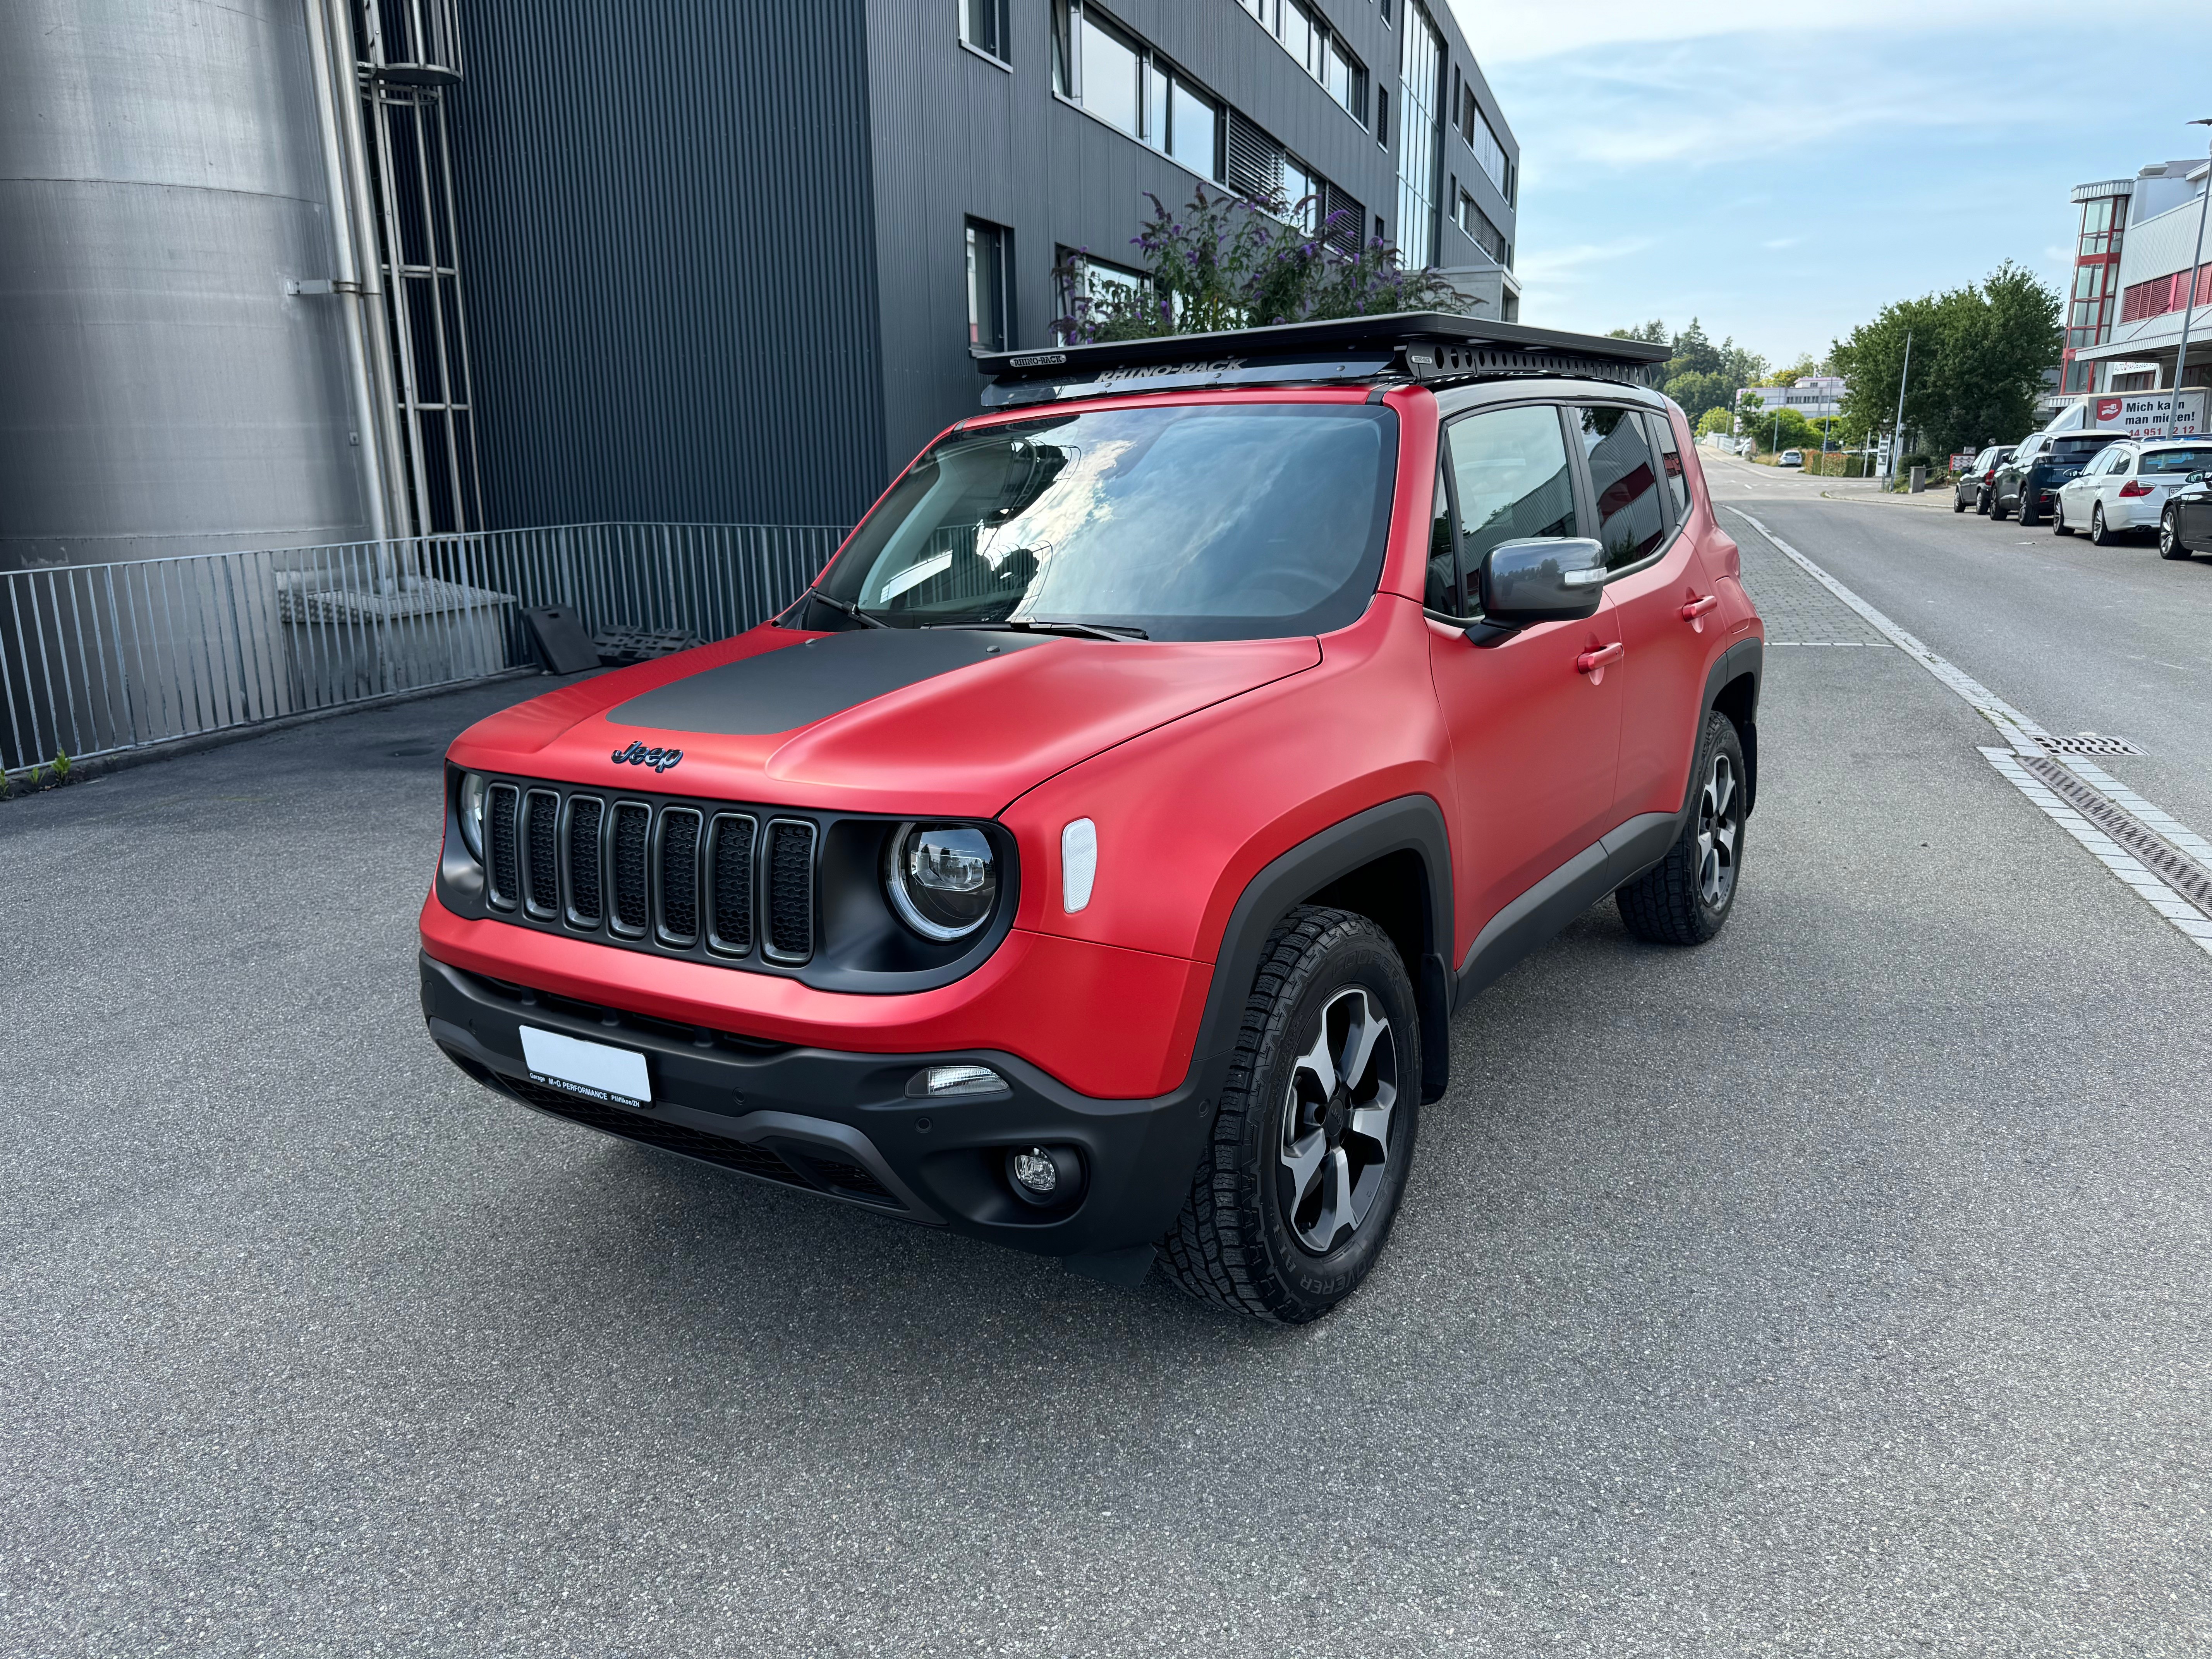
[1513,237,1656,289]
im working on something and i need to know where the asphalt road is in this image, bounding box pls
[5,474,2210,1656]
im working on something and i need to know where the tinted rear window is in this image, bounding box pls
[2141,448,2212,475]
[2050,437,2123,461]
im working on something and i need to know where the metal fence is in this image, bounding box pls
[0,522,848,774]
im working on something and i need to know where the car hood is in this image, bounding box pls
[447,624,1321,818]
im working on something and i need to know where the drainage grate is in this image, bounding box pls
[2035,734,2145,756]
[2021,754,2212,915]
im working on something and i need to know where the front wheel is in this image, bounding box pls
[2161,508,2193,560]
[2018,490,2040,527]
[1616,711,1746,946]
[1953,493,1967,514]
[1977,488,1993,516]
[1990,489,2011,522]
[1159,907,1419,1324]
[2053,497,2074,536]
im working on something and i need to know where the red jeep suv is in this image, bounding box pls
[420,316,1764,1323]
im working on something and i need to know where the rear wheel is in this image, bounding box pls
[2090,503,2111,546]
[1616,711,1745,947]
[2160,508,2193,560]
[1160,908,1419,1324]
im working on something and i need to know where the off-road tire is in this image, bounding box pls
[1616,710,1746,946]
[2053,498,2073,536]
[2160,507,2193,560]
[1159,907,1420,1324]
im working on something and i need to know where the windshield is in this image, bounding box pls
[2141,447,2212,475]
[814,403,1398,642]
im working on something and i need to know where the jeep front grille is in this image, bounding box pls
[479,780,814,968]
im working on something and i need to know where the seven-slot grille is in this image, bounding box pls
[481,781,812,967]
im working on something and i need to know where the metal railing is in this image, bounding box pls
[0,522,847,774]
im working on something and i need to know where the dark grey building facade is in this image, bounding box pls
[450,0,1521,533]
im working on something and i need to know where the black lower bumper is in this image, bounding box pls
[419,952,1220,1277]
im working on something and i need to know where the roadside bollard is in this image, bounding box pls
[1909,464,1926,494]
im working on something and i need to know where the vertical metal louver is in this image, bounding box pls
[707,813,756,956]
[565,795,604,926]
[610,803,651,935]
[486,783,520,907]
[763,820,817,963]
[656,808,701,946]
[523,789,560,915]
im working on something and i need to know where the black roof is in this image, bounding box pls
[972,312,1671,407]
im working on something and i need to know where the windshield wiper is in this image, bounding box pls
[805,590,890,629]
[931,619,1147,642]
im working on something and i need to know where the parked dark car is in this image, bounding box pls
[1992,430,2130,526]
[1953,445,2014,514]
[2160,469,2212,560]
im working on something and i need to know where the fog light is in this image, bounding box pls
[1003,1143,1085,1209]
[912,1063,1008,1098]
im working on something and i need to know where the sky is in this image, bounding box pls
[1456,0,2212,369]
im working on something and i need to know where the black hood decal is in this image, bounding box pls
[606,627,1055,737]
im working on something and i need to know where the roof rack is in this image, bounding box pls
[973,311,1671,407]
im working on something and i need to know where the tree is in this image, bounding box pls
[1606,318,1770,429]
[1054,187,1466,343]
[1762,355,1824,386]
[1829,263,2060,461]
[1695,406,1736,440]
[1609,319,1670,346]
[1662,369,1736,428]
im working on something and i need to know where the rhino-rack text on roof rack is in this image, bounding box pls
[972,311,1671,407]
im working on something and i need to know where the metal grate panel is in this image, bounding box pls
[656,807,702,946]
[764,819,817,963]
[610,802,651,935]
[523,788,560,915]
[708,812,756,956]
[565,795,604,925]
[2035,734,2145,757]
[486,783,520,907]
[2021,754,2212,915]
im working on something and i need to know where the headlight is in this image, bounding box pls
[884,822,997,941]
[457,771,489,859]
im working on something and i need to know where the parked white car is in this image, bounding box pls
[2054,439,2212,544]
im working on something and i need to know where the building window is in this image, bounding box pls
[1458,84,1508,199]
[1456,190,1507,265]
[1054,3,1224,181]
[960,0,1009,61]
[1055,247,1150,341]
[966,219,1009,351]
[1396,2,1443,269]
[1235,0,1367,123]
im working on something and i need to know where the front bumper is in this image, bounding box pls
[420,951,1221,1270]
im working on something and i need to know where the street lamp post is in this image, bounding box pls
[1888,329,1913,483]
[2165,117,2212,440]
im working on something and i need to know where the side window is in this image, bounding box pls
[1426,454,1456,613]
[1570,405,1667,569]
[1444,404,1576,612]
[1644,409,1690,525]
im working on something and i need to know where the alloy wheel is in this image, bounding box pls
[2092,504,2107,545]
[1278,986,1399,1254]
[1695,750,1741,908]
[2162,510,2179,557]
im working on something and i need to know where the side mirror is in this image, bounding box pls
[2189,471,2209,485]
[1480,537,1607,625]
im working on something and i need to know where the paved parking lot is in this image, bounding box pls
[6,471,2211,1655]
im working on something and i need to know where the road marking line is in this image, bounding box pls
[1726,506,2212,963]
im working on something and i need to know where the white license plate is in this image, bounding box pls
[519,1026,652,1107]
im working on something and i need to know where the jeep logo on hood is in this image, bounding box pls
[611,740,683,773]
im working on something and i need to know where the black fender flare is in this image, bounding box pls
[1191,795,1456,1107]
[1698,635,1763,819]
